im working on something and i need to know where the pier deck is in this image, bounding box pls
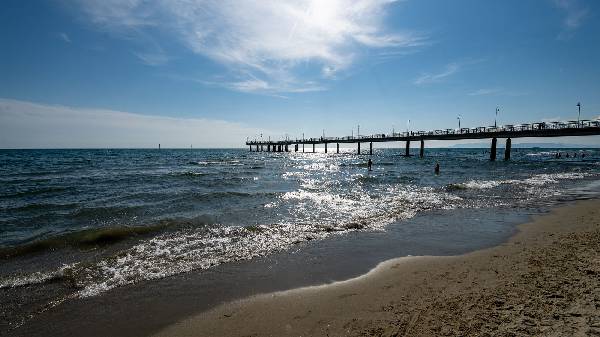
[246,120,600,160]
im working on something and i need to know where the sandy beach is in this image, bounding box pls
[155,199,600,337]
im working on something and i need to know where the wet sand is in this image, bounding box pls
[155,199,600,336]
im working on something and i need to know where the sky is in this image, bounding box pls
[1,0,599,148]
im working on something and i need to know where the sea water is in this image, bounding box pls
[1,148,599,302]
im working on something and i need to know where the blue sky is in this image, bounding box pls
[1,0,599,148]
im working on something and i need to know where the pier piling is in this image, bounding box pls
[405,140,410,157]
[504,138,511,161]
[369,142,373,155]
[490,138,497,161]
[358,142,361,155]
[337,143,339,154]
[325,143,328,153]
[420,139,424,158]
[312,143,315,153]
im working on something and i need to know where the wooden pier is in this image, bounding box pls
[246,120,600,161]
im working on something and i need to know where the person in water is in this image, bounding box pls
[367,158,373,171]
[434,162,440,175]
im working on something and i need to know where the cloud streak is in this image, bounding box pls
[414,63,460,85]
[468,88,502,96]
[57,32,71,43]
[0,98,265,148]
[554,0,589,39]
[467,88,528,97]
[71,0,425,93]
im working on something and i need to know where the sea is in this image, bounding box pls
[1,147,599,333]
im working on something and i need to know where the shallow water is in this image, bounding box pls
[1,148,599,320]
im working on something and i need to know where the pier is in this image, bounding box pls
[247,120,600,160]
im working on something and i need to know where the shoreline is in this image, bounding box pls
[6,203,526,337]
[155,198,600,336]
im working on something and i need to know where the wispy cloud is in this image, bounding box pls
[467,88,529,97]
[134,51,169,66]
[414,63,460,85]
[468,88,502,96]
[0,98,267,148]
[57,32,71,43]
[70,0,425,94]
[553,0,589,40]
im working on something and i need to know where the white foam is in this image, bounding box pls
[520,172,590,186]
[48,183,463,298]
[0,264,72,289]
[463,180,502,189]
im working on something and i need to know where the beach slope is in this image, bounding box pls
[155,199,600,336]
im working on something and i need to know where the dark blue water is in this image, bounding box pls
[1,148,599,297]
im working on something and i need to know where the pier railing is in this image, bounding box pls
[248,119,600,146]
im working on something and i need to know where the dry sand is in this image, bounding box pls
[155,199,600,337]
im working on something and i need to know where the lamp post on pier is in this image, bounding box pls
[495,107,499,128]
[577,102,581,127]
[457,115,461,130]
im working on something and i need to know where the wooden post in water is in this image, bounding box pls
[504,138,511,161]
[325,143,328,153]
[490,137,497,161]
[312,143,315,153]
[337,143,339,154]
[249,145,252,152]
[358,142,361,155]
[369,142,373,155]
[302,143,305,153]
[420,138,424,158]
[405,140,410,157]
